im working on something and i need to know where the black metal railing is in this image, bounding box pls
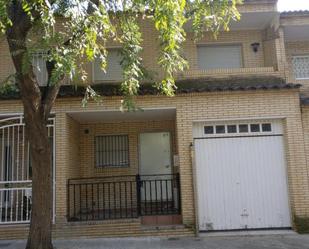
[139,174,181,216]
[67,174,181,222]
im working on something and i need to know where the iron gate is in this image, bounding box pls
[0,115,55,224]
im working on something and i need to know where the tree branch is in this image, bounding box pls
[42,83,61,117]
[41,60,61,117]
[6,1,42,113]
[6,0,108,120]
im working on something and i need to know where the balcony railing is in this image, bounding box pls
[67,174,181,222]
[177,67,277,79]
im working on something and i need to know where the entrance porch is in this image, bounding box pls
[66,109,182,225]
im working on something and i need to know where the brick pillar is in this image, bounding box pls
[54,112,68,224]
[54,113,81,225]
[175,107,195,227]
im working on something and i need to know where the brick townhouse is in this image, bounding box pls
[0,0,309,239]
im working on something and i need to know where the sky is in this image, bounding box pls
[278,0,309,11]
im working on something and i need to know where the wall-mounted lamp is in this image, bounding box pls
[251,42,260,53]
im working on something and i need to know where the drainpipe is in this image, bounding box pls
[190,142,199,237]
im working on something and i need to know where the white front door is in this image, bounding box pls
[139,132,172,201]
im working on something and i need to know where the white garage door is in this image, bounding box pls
[193,120,291,231]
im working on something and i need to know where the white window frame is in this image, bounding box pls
[292,55,309,80]
[92,48,123,83]
[196,43,244,70]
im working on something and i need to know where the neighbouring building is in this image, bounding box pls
[0,0,309,239]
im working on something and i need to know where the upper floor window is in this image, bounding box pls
[292,55,309,80]
[197,44,243,70]
[32,52,48,86]
[93,49,123,82]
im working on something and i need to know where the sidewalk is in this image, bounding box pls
[1,233,309,249]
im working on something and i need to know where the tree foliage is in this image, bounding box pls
[0,0,241,109]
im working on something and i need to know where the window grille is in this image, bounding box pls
[95,135,129,167]
[292,56,309,79]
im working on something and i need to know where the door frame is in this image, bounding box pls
[138,131,173,175]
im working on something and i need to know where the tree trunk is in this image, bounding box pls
[4,2,64,248]
[24,111,53,249]
[5,4,57,247]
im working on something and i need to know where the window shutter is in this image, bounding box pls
[292,56,309,79]
[94,49,123,82]
[197,45,242,70]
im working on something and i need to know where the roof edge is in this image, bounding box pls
[0,77,301,101]
[281,10,309,17]
[243,0,277,3]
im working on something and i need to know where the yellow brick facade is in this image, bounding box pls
[0,0,286,85]
[0,29,284,85]
[281,16,309,227]
[1,0,309,240]
[0,88,309,238]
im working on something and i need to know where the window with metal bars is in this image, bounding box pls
[292,55,309,79]
[95,135,129,167]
